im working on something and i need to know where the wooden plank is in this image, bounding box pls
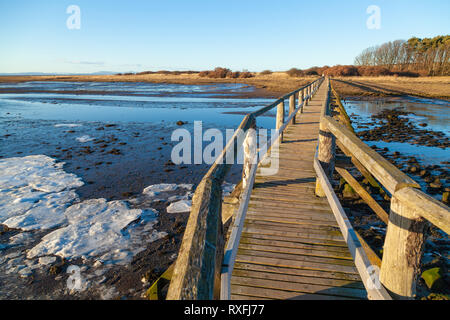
[244,219,342,234]
[242,223,345,242]
[233,268,364,289]
[231,285,361,300]
[238,242,353,260]
[238,237,352,256]
[240,232,348,248]
[230,294,274,300]
[235,254,358,275]
[231,276,367,299]
[237,249,358,268]
[234,262,362,282]
[244,213,339,227]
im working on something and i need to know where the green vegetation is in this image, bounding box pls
[355,35,450,76]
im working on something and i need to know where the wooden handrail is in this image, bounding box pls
[316,79,450,299]
[322,116,420,195]
[167,77,324,300]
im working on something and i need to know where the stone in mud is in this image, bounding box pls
[409,166,418,174]
[419,170,429,177]
[443,192,449,204]
[424,176,434,183]
[430,182,442,189]
[421,267,444,291]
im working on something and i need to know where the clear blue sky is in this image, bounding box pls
[0,0,449,73]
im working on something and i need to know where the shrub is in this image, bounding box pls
[136,71,155,75]
[239,72,254,78]
[286,68,304,77]
[208,67,231,78]
[323,65,359,77]
[260,70,273,75]
[357,66,391,76]
[391,71,420,78]
[197,68,253,79]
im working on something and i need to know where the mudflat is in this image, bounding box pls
[1,73,449,99]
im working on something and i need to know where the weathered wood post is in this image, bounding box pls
[305,86,310,105]
[289,94,296,125]
[315,79,335,197]
[300,89,305,113]
[166,176,224,300]
[380,188,427,299]
[276,100,285,142]
[242,118,257,191]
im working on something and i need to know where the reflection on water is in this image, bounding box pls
[344,97,450,166]
[344,97,450,135]
[0,81,255,97]
[0,82,275,129]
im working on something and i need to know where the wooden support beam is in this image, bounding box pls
[336,167,389,224]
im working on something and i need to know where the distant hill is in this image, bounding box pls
[0,71,118,76]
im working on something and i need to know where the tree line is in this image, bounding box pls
[354,35,449,76]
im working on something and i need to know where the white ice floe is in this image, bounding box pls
[0,155,83,228]
[143,183,179,194]
[38,256,57,265]
[75,135,94,143]
[27,199,166,265]
[4,190,78,231]
[0,155,83,193]
[166,200,192,213]
[54,124,82,128]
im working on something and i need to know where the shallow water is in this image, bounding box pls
[0,82,275,129]
[0,81,256,96]
[344,96,450,165]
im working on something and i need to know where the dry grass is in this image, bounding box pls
[332,76,450,99]
[1,73,448,99]
[0,72,318,99]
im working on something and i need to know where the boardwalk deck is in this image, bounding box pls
[230,82,367,300]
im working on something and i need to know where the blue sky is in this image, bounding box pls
[0,0,449,73]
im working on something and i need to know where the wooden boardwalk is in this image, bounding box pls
[230,82,367,300]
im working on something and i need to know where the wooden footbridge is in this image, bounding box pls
[163,77,450,300]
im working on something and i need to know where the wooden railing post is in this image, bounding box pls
[315,79,335,197]
[276,100,285,142]
[289,94,296,125]
[166,177,224,300]
[242,118,257,190]
[300,89,305,113]
[380,189,427,299]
